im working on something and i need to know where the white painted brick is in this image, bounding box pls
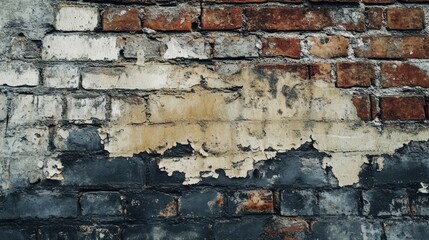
[0,61,39,86]
[111,97,146,124]
[43,64,79,88]
[2,126,50,154]
[9,95,63,125]
[82,63,232,90]
[66,95,107,122]
[42,34,118,61]
[0,94,7,121]
[55,6,98,31]
[163,35,209,60]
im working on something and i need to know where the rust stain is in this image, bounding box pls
[239,190,274,213]
[215,193,225,207]
[159,200,178,217]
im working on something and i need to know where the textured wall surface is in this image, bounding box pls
[1,0,429,239]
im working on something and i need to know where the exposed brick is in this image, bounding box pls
[367,7,383,30]
[125,192,177,219]
[66,95,107,122]
[43,64,79,89]
[231,190,274,215]
[319,189,359,215]
[2,126,50,154]
[9,95,63,126]
[412,194,429,216]
[143,7,199,31]
[381,62,429,88]
[102,7,142,31]
[246,7,364,31]
[370,95,378,120]
[363,189,409,216]
[280,190,317,216]
[0,191,78,219]
[309,63,331,82]
[384,222,429,239]
[380,96,426,121]
[9,35,40,60]
[312,221,383,239]
[55,6,98,31]
[308,36,349,58]
[387,8,424,30]
[0,61,39,87]
[213,35,260,58]
[262,37,301,58]
[54,125,103,152]
[42,34,118,61]
[61,155,145,187]
[352,95,371,121]
[80,192,123,217]
[8,156,43,188]
[336,62,374,87]
[163,35,209,59]
[355,36,429,59]
[179,190,224,217]
[202,6,242,30]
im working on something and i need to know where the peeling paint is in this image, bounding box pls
[322,153,368,187]
[98,66,429,186]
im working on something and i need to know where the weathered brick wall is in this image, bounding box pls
[1,0,429,239]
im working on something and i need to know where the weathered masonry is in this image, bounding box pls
[1,0,429,239]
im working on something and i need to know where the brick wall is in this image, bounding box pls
[1,0,429,239]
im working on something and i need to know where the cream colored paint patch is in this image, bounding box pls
[99,66,429,186]
[158,151,276,185]
[322,153,369,187]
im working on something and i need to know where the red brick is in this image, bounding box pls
[102,7,142,31]
[355,36,429,59]
[380,96,426,121]
[362,0,395,4]
[336,62,374,87]
[309,63,332,82]
[387,8,424,30]
[202,6,242,30]
[308,36,349,58]
[352,95,371,121]
[370,95,378,120]
[367,8,383,30]
[246,7,364,31]
[381,62,429,88]
[235,190,274,214]
[262,37,301,58]
[143,7,198,31]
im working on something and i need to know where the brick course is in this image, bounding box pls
[1,0,429,239]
